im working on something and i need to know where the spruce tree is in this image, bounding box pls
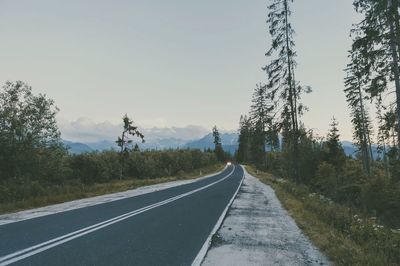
[249,83,274,168]
[376,96,391,177]
[325,118,346,171]
[344,49,374,175]
[237,115,252,163]
[264,0,310,182]
[212,126,225,162]
[352,0,400,147]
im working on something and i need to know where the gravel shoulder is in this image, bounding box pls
[202,167,330,266]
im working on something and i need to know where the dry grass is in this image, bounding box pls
[0,164,224,215]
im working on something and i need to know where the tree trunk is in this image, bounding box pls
[284,0,299,183]
[393,0,400,58]
[388,0,400,148]
[119,132,125,179]
[357,81,372,175]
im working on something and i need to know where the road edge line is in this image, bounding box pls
[191,165,245,266]
[0,165,229,226]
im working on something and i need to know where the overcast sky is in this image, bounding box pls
[0,0,359,141]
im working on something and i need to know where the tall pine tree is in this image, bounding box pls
[264,0,310,182]
[212,126,225,162]
[344,49,374,175]
[352,0,400,148]
[237,115,252,163]
[249,83,275,168]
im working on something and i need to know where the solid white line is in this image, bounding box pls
[191,165,245,266]
[0,166,236,266]
[0,165,229,226]
[0,194,181,263]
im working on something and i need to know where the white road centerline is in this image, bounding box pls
[0,166,236,266]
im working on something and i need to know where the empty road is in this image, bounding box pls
[0,164,243,266]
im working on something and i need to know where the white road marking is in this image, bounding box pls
[191,165,245,266]
[0,166,228,226]
[0,166,236,266]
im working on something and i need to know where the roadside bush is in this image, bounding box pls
[67,153,115,184]
[0,148,220,210]
[268,171,400,265]
[126,149,217,179]
[313,162,337,197]
[265,152,284,176]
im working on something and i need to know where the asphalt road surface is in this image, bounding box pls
[0,164,243,266]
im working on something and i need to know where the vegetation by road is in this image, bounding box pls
[0,162,224,214]
[247,165,400,265]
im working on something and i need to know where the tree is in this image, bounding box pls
[325,118,346,171]
[250,84,272,129]
[236,115,252,163]
[380,107,400,180]
[116,114,144,179]
[352,0,400,148]
[250,84,277,167]
[250,121,266,168]
[344,49,374,175]
[263,0,310,182]
[0,81,63,180]
[212,126,225,162]
[376,97,391,178]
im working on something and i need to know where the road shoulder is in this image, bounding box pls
[201,167,329,266]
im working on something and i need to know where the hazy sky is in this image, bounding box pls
[0,0,359,140]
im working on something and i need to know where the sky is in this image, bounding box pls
[0,0,360,141]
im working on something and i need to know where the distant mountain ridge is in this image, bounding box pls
[63,134,379,159]
[62,140,94,154]
[63,133,239,154]
[184,133,238,154]
[340,141,380,159]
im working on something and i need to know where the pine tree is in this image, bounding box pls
[212,126,225,162]
[264,0,310,182]
[237,115,252,163]
[249,83,274,168]
[352,0,400,148]
[250,120,266,168]
[325,118,346,171]
[376,96,390,177]
[344,49,374,175]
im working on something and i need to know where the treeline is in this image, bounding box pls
[68,149,218,184]
[0,81,219,206]
[0,149,218,204]
[237,0,400,228]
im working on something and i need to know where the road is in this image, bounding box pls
[0,164,243,266]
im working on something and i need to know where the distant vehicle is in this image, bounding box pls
[226,162,232,166]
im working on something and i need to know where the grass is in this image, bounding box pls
[0,164,224,215]
[246,165,400,266]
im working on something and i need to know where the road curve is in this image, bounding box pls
[0,164,244,266]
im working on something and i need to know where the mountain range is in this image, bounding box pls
[63,134,379,159]
[62,133,238,154]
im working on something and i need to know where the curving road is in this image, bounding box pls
[0,164,244,266]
